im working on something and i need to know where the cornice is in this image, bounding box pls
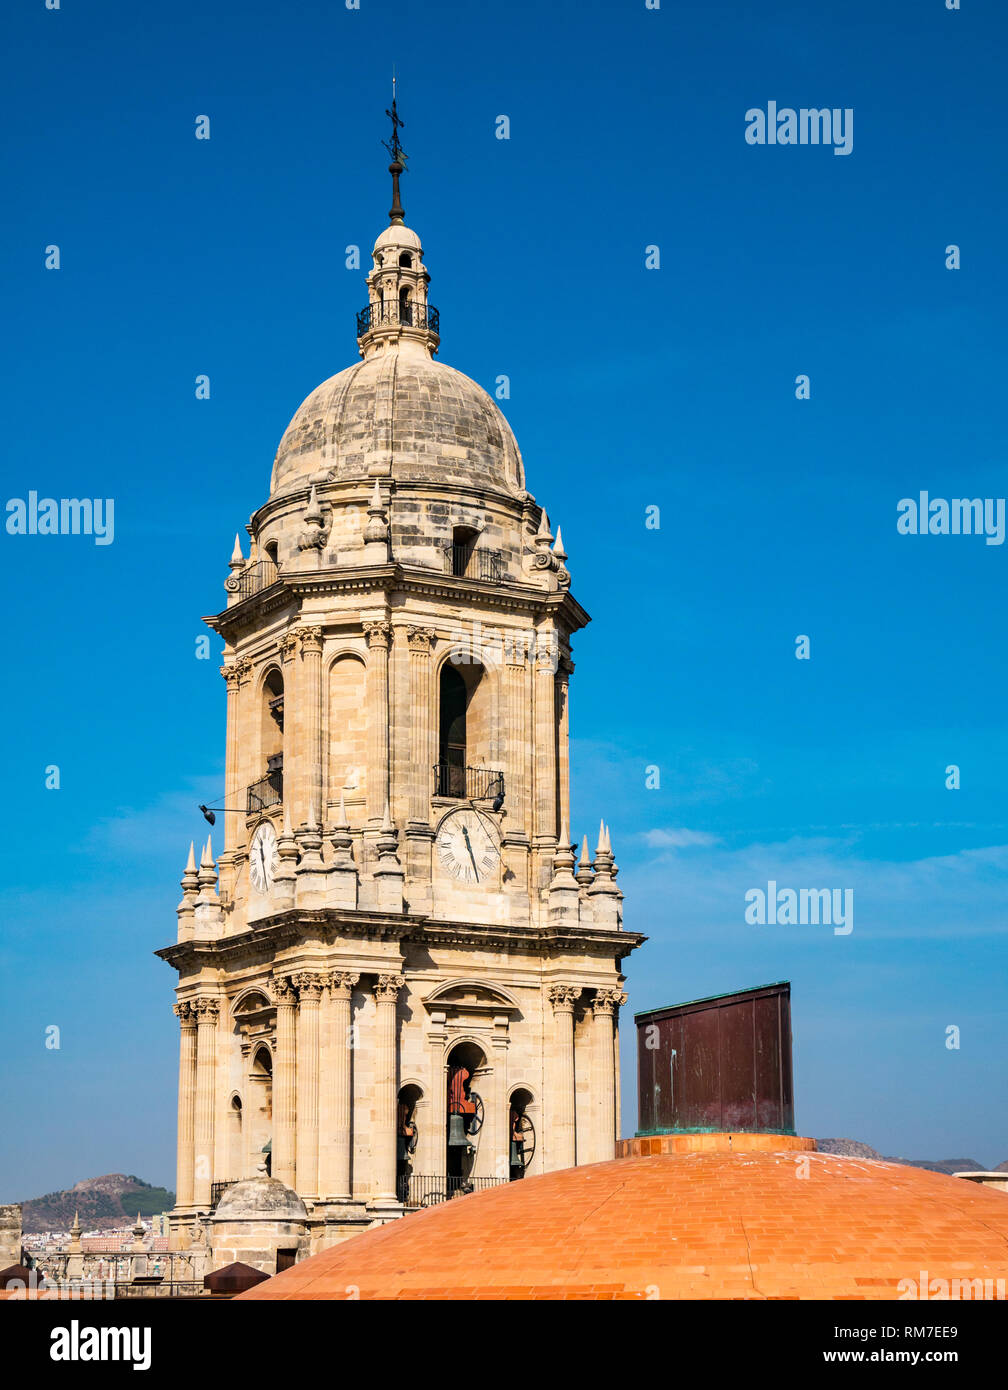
[155,908,646,972]
[203,565,591,637]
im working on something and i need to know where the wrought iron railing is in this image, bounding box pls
[235,558,279,602]
[356,301,440,336]
[247,769,282,815]
[210,1179,241,1208]
[433,764,504,801]
[397,1173,505,1208]
[443,544,504,583]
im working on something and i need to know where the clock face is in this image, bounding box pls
[436,808,499,884]
[249,821,279,894]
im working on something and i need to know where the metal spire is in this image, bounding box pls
[383,74,408,225]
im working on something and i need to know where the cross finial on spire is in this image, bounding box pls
[383,74,408,225]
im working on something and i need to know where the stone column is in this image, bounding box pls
[533,637,558,845]
[548,986,578,1171]
[320,972,358,1200]
[406,627,434,823]
[363,621,392,826]
[425,1010,448,1180]
[556,656,572,847]
[298,626,323,822]
[504,651,528,841]
[193,997,219,1208]
[294,973,323,1197]
[371,973,405,1205]
[273,976,298,1189]
[592,990,626,1163]
[174,1002,197,1208]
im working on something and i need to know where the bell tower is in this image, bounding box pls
[157,101,645,1258]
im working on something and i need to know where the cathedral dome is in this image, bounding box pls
[237,1136,1008,1300]
[270,348,527,499]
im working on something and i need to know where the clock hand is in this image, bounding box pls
[461,826,479,881]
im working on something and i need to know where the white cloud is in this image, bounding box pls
[642,827,723,849]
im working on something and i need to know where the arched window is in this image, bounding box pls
[438,666,467,797]
[449,525,478,577]
[398,285,412,324]
[445,1042,486,1182]
[398,252,412,268]
[256,670,284,811]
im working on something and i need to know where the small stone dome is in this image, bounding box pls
[212,1177,308,1222]
[270,349,526,499]
[374,222,422,253]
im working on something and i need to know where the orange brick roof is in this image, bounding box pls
[239,1139,1008,1300]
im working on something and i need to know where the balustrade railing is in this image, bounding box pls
[247,769,282,815]
[397,1173,505,1208]
[235,558,279,603]
[432,764,504,802]
[356,301,440,336]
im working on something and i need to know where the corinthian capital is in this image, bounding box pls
[373,973,405,1001]
[363,620,393,651]
[592,989,628,1017]
[174,1001,196,1026]
[295,625,323,655]
[547,984,580,1013]
[194,997,220,1020]
[406,625,434,654]
[273,975,298,1006]
[328,971,360,999]
[294,971,325,1000]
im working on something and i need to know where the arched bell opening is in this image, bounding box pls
[508,1087,536,1180]
[436,660,492,799]
[227,1094,243,1180]
[248,1045,273,1177]
[445,1041,486,1182]
[395,1083,422,1204]
[255,668,284,813]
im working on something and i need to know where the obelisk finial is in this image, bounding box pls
[383,74,408,225]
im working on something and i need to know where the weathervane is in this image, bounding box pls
[383,74,407,225]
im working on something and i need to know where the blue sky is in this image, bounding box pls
[1,0,1006,1198]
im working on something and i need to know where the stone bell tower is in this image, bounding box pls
[157,99,645,1258]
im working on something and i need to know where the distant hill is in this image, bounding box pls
[19,1175,175,1234]
[816,1138,883,1160]
[816,1140,995,1175]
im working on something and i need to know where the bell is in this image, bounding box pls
[448,1113,470,1148]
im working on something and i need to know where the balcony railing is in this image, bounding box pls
[210,1180,241,1209]
[235,558,279,603]
[356,301,440,336]
[443,544,504,583]
[433,763,504,802]
[247,769,282,815]
[397,1173,506,1209]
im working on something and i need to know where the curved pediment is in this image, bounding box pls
[423,978,520,1015]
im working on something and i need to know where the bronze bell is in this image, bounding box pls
[448,1113,471,1148]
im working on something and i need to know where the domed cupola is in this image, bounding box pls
[268,91,526,502]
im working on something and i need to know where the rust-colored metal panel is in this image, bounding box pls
[634,982,794,1135]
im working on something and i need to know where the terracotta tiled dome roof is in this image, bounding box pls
[270,350,526,500]
[238,1138,1008,1301]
